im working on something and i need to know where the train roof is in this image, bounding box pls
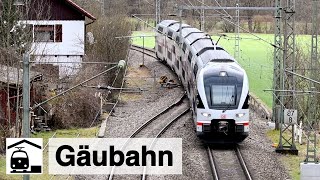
[168,23,191,32]
[191,38,213,52]
[158,20,178,27]
[200,49,236,65]
[159,20,237,64]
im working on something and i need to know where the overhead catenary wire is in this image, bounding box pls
[179,0,281,49]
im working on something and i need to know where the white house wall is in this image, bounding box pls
[24,20,85,78]
[32,55,82,78]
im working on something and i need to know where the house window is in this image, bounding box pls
[34,25,54,42]
[34,24,62,42]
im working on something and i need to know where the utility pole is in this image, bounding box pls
[155,0,161,25]
[305,0,318,163]
[275,0,298,155]
[142,35,145,66]
[272,0,283,130]
[200,0,205,31]
[234,0,240,60]
[22,54,30,180]
[101,0,105,16]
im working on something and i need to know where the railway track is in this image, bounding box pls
[130,44,253,180]
[207,145,252,180]
[130,44,157,59]
[108,94,189,180]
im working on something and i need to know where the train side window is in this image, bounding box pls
[182,69,186,80]
[158,45,162,53]
[158,26,163,33]
[188,52,192,63]
[194,64,198,77]
[182,43,187,52]
[197,94,204,108]
[176,58,180,70]
[168,31,173,39]
[172,45,176,54]
[242,94,250,109]
[176,36,180,43]
[168,50,172,60]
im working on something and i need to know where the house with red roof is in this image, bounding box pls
[22,0,96,78]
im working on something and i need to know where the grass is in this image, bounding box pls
[0,126,98,180]
[267,129,309,180]
[132,31,311,108]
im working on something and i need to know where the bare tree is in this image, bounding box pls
[0,0,50,150]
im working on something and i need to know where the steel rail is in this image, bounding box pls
[141,108,190,180]
[108,94,186,180]
[208,146,252,180]
[235,146,253,180]
[207,147,219,180]
[129,94,185,139]
[131,44,155,53]
[130,45,157,59]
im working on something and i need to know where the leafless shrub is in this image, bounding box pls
[50,89,99,129]
[85,15,131,85]
[0,0,51,143]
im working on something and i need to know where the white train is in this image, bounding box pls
[155,20,250,142]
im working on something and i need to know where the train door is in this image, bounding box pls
[166,30,174,68]
[156,26,165,60]
[173,35,180,74]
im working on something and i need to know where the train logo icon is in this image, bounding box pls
[6,138,43,174]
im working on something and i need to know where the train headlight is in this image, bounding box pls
[219,71,227,76]
[236,113,245,118]
[201,112,211,117]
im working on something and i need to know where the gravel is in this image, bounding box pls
[77,49,290,180]
[239,112,291,180]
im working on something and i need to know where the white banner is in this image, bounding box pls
[49,138,182,175]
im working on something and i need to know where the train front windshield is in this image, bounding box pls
[206,85,236,106]
[204,76,242,109]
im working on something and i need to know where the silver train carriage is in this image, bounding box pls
[155,20,250,142]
